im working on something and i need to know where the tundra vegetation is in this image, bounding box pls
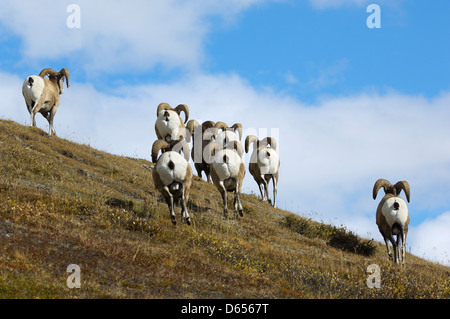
[0,119,449,299]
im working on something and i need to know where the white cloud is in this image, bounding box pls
[0,72,27,123]
[408,212,450,266]
[307,0,404,10]
[0,0,263,73]
[308,0,372,9]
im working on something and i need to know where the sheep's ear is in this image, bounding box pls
[394,181,410,203]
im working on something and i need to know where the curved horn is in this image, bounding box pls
[175,104,189,124]
[214,121,228,131]
[373,179,392,200]
[171,140,191,162]
[59,68,70,88]
[151,139,170,163]
[157,102,172,117]
[394,181,410,203]
[186,119,200,135]
[230,123,243,141]
[261,137,277,151]
[245,135,258,153]
[201,120,215,132]
[39,68,58,78]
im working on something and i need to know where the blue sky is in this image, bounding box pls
[0,0,449,265]
[206,0,450,101]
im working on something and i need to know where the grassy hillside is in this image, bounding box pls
[0,119,449,299]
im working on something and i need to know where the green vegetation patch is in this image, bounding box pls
[283,215,376,256]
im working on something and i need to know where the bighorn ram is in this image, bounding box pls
[207,140,246,218]
[155,102,189,143]
[245,135,280,207]
[22,68,70,136]
[152,139,193,226]
[373,179,411,265]
[186,119,216,182]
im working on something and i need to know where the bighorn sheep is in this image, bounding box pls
[186,119,216,182]
[152,139,193,226]
[245,135,280,207]
[22,68,70,136]
[207,140,246,218]
[155,102,189,143]
[373,179,411,265]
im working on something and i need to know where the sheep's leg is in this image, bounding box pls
[163,186,176,225]
[180,184,191,226]
[41,111,54,136]
[29,101,37,127]
[398,229,407,265]
[26,101,34,116]
[233,191,238,216]
[401,229,407,265]
[236,191,243,217]
[48,108,57,136]
[219,181,228,218]
[232,190,243,218]
[261,175,270,204]
[30,112,35,127]
[235,179,243,217]
[257,182,265,201]
[31,99,46,128]
[393,235,400,264]
[30,104,40,127]
[272,176,277,208]
[384,237,393,261]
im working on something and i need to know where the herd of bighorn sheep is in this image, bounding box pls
[21,68,412,265]
[152,102,279,222]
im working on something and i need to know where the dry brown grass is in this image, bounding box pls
[0,119,449,299]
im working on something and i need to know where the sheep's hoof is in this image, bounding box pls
[185,217,191,226]
[238,209,243,217]
[171,217,177,226]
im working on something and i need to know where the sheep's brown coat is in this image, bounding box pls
[245,135,280,208]
[155,103,189,142]
[22,68,70,136]
[373,179,411,265]
[152,139,193,226]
